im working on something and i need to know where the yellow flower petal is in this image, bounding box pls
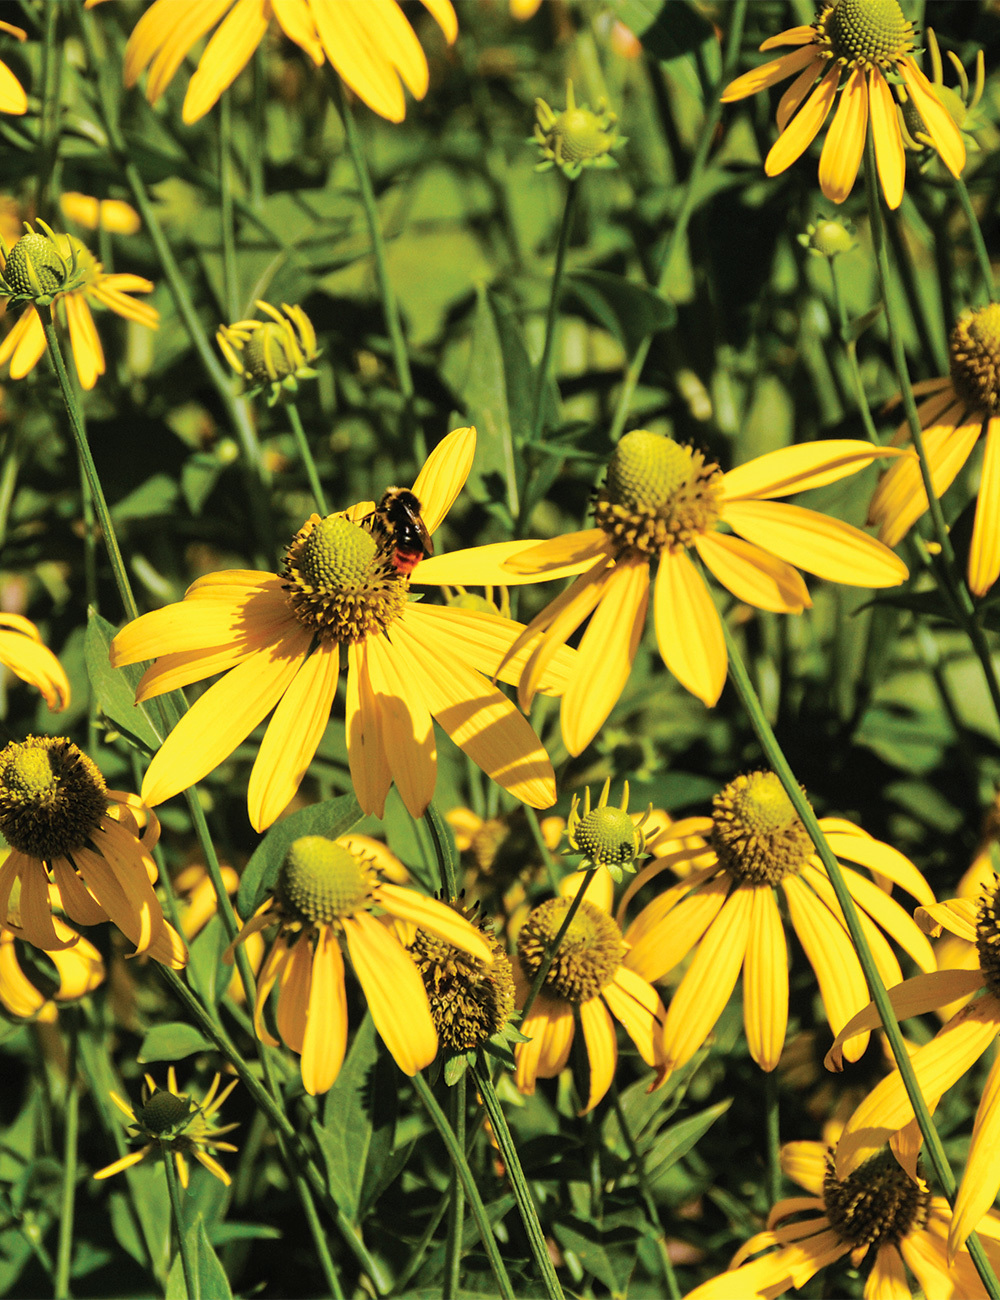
[899,57,966,178]
[377,883,493,963]
[969,416,1000,596]
[503,529,612,574]
[776,63,824,132]
[140,632,312,808]
[950,1051,1000,1255]
[310,0,406,123]
[660,887,752,1076]
[346,640,393,819]
[764,66,840,177]
[720,45,821,103]
[743,886,788,1071]
[0,58,26,115]
[624,872,728,982]
[270,0,324,64]
[722,440,906,503]
[653,549,727,706]
[818,66,867,204]
[869,67,905,210]
[517,993,574,1088]
[412,538,596,587]
[917,898,978,942]
[93,1149,150,1181]
[517,563,610,712]
[0,626,70,711]
[603,966,664,1068]
[64,294,105,391]
[759,25,816,51]
[561,554,649,756]
[578,997,616,1113]
[780,1141,827,1197]
[0,933,45,1017]
[247,641,340,832]
[301,927,348,1095]
[363,629,437,818]
[410,426,475,534]
[695,530,810,613]
[419,0,457,43]
[276,929,311,1053]
[182,0,268,123]
[343,911,437,1074]
[110,580,290,666]
[822,823,934,905]
[722,499,908,587]
[126,0,231,102]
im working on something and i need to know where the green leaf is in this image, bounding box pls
[565,270,676,356]
[186,913,232,1011]
[607,0,720,89]
[85,609,163,755]
[553,1217,631,1293]
[644,1099,731,1184]
[166,1213,233,1300]
[237,791,362,918]
[313,1014,387,1220]
[845,302,884,343]
[138,1022,213,1064]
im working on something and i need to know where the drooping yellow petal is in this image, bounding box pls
[917,898,978,943]
[624,872,729,982]
[310,0,406,123]
[743,886,788,1071]
[950,1051,1000,1255]
[247,642,340,832]
[722,499,908,587]
[660,887,752,1076]
[0,307,43,374]
[578,997,617,1114]
[253,932,290,1048]
[517,563,610,712]
[363,629,437,818]
[64,293,105,391]
[834,864,935,973]
[782,873,871,1059]
[343,911,437,1074]
[412,538,597,587]
[0,933,45,1017]
[653,549,727,706]
[764,66,840,177]
[777,63,825,132]
[504,529,614,574]
[346,640,393,819]
[410,426,475,534]
[127,0,232,102]
[835,997,1000,1177]
[276,930,311,1054]
[720,45,821,103]
[19,862,75,952]
[182,0,268,123]
[419,0,458,43]
[760,25,817,51]
[140,631,312,808]
[695,530,810,614]
[822,823,934,905]
[603,966,665,1068]
[377,882,493,963]
[271,0,324,64]
[780,1141,827,1197]
[683,1237,842,1300]
[867,1245,909,1300]
[0,627,70,711]
[969,416,1000,596]
[899,57,966,178]
[301,927,348,1095]
[722,441,907,503]
[53,856,109,927]
[0,58,26,115]
[818,66,867,204]
[110,580,290,665]
[561,555,649,756]
[869,67,905,210]
[517,994,574,1087]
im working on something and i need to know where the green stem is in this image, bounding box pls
[527,178,579,448]
[443,1073,466,1300]
[293,1168,345,1300]
[607,0,748,444]
[721,621,1000,1300]
[609,1083,679,1300]
[827,257,879,442]
[952,173,997,304]
[0,438,19,551]
[219,92,239,324]
[426,801,459,901]
[42,312,139,621]
[764,1069,781,1207]
[863,136,1000,731]
[333,78,422,461]
[162,1147,198,1300]
[35,0,64,222]
[411,1073,516,1300]
[286,400,329,515]
[54,1011,80,1300]
[472,1065,565,1300]
[520,867,592,1025]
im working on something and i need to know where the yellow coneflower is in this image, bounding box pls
[419,431,908,755]
[0,911,103,1021]
[228,834,495,1095]
[618,771,935,1082]
[86,0,457,125]
[719,0,965,209]
[0,736,186,967]
[93,1067,238,1187]
[0,613,70,712]
[869,303,1000,596]
[110,427,573,831]
[0,222,157,391]
[217,300,320,405]
[683,1141,1000,1300]
[58,192,141,236]
[514,872,667,1114]
[828,878,1000,1255]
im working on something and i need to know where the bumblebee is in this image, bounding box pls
[373,487,433,575]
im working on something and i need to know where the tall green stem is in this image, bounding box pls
[443,1074,466,1300]
[42,313,139,622]
[55,1011,80,1300]
[609,1083,679,1300]
[162,1149,198,1300]
[827,257,879,442]
[472,1065,565,1300]
[527,178,579,448]
[722,621,1000,1300]
[286,400,329,514]
[952,173,997,304]
[607,0,748,443]
[520,867,592,1025]
[411,1074,516,1300]
[218,92,239,323]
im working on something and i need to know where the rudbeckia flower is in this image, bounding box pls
[0,613,70,712]
[0,736,186,967]
[720,0,965,209]
[86,0,457,125]
[0,912,104,1021]
[514,871,667,1114]
[423,430,906,756]
[58,192,141,236]
[684,1140,1000,1300]
[868,302,1000,595]
[0,20,26,115]
[827,879,1000,1255]
[618,771,935,1083]
[229,834,495,1094]
[94,1067,238,1187]
[0,223,158,391]
[110,427,571,831]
